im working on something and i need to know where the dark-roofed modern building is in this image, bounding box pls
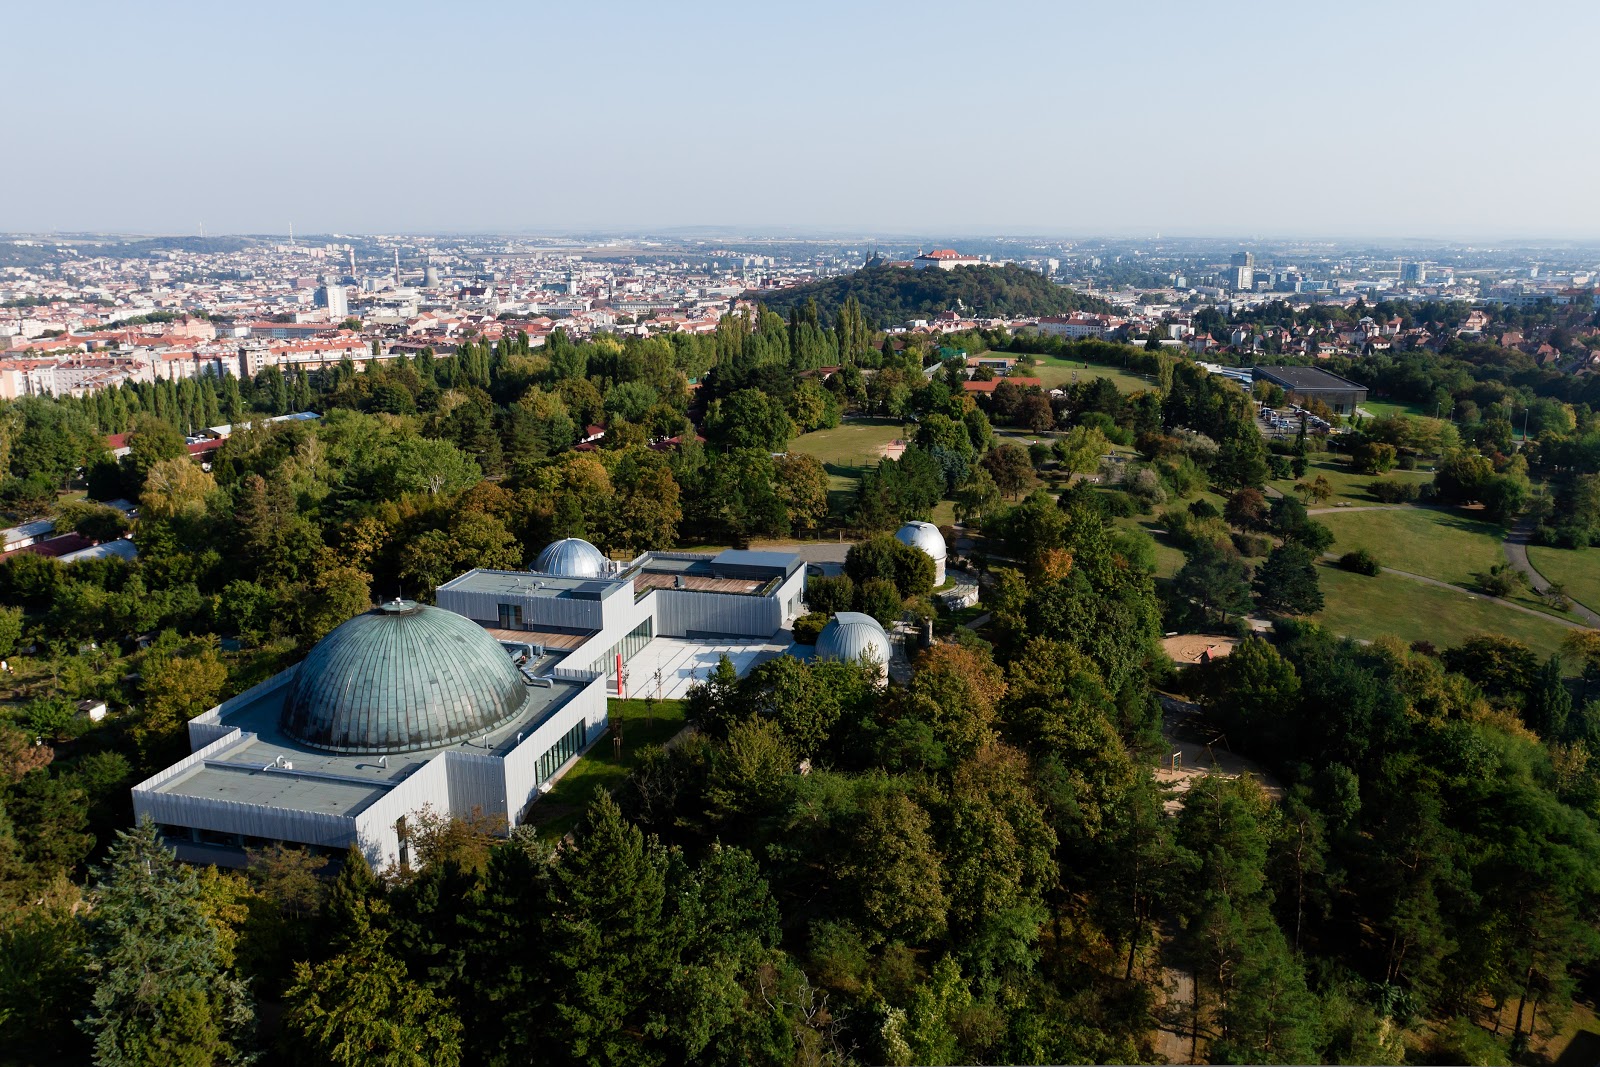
[1251,365,1369,415]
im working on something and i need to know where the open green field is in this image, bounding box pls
[524,698,688,839]
[1029,354,1153,392]
[1318,505,1582,623]
[1312,563,1577,662]
[1527,545,1600,615]
[1269,455,1434,508]
[1357,397,1434,420]
[789,417,909,515]
[1318,506,1505,586]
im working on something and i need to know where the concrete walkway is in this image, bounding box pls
[1503,517,1600,627]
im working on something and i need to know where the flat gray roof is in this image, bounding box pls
[438,568,625,601]
[1252,365,1367,391]
[711,549,803,575]
[148,662,585,817]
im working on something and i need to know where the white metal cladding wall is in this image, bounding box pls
[436,585,605,633]
[353,756,453,871]
[132,732,357,851]
[443,750,508,822]
[135,790,355,852]
[774,567,806,624]
[653,589,781,637]
[500,674,608,826]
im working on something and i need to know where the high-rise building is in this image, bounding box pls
[317,279,348,320]
[1401,261,1427,285]
[1229,251,1255,292]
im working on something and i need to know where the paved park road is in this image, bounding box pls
[1503,518,1600,628]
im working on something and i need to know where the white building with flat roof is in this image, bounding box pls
[132,543,806,871]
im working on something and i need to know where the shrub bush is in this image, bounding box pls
[806,574,856,614]
[792,612,828,644]
[1368,481,1420,504]
[858,578,903,626]
[1231,532,1273,558]
[1100,491,1138,518]
[1338,549,1382,576]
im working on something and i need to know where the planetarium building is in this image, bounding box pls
[133,540,806,870]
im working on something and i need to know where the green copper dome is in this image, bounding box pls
[280,600,530,754]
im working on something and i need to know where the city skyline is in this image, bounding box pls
[5,0,1600,239]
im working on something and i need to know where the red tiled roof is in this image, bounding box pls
[11,532,94,558]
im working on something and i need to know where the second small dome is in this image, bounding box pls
[534,537,607,577]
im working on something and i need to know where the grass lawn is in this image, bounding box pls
[790,417,909,516]
[1269,455,1434,508]
[1317,506,1506,587]
[1112,514,1186,580]
[1303,506,1582,623]
[1357,397,1434,420]
[1527,545,1600,615]
[524,697,688,840]
[1312,563,1578,662]
[1028,354,1153,392]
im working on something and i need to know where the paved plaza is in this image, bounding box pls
[619,635,799,700]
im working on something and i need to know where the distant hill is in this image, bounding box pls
[748,263,1114,326]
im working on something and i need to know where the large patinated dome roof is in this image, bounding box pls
[280,600,529,754]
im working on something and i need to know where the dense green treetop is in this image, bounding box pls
[752,264,1114,326]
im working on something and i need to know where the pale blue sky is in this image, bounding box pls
[5,0,1597,239]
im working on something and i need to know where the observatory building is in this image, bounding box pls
[814,611,891,680]
[894,520,947,584]
[133,540,806,870]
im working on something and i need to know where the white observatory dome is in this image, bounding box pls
[894,520,947,584]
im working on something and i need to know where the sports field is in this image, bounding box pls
[789,418,908,511]
[1028,354,1153,392]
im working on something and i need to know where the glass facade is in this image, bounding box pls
[537,720,587,783]
[589,618,653,682]
[497,603,524,629]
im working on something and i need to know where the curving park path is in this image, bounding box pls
[1503,518,1600,628]
[1317,552,1592,631]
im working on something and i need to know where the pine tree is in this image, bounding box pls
[284,899,462,1067]
[1523,654,1573,740]
[79,819,255,1066]
[324,843,381,933]
[1254,541,1323,615]
[541,793,672,1065]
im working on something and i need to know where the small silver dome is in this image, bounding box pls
[534,537,607,577]
[894,521,947,562]
[815,612,889,665]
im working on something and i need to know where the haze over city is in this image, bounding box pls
[7,4,1600,1067]
[6,0,1600,238]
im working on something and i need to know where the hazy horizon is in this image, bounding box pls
[6,0,1599,240]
